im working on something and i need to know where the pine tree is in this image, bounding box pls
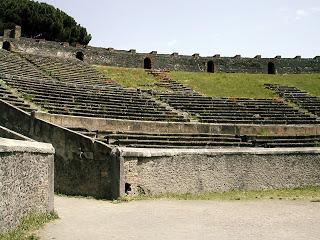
[0,0,92,44]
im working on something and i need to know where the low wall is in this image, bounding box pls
[0,138,54,233]
[120,147,320,195]
[0,125,33,141]
[0,100,121,199]
[36,112,320,136]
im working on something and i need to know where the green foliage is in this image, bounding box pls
[0,0,91,44]
[115,186,320,203]
[0,212,58,240]
[259,128,270,137]
[22,93,34,101]
[169,72,320,98]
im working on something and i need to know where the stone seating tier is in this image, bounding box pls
[1,76,186,122]
[22,53,118,87]
[156,92,318,125]
[73,129,320,148]
[0,85,34,112]
[265,84,320,117]
[0,50,51,81]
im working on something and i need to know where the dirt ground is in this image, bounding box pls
[38,196,320,240]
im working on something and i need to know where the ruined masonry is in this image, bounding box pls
[0,27,319,203]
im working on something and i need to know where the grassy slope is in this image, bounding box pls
[169,72,320,98]
[95,65,162,90]
[95,66,320,98]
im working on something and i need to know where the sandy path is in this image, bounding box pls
[38,196,320,240]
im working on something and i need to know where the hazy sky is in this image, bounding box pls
[38,0,320,57]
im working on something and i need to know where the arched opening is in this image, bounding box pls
[76,51,84,61]
[2,41,12,51]
[268,62,276,74]
[144,57,152,69]
[207,60,215,73]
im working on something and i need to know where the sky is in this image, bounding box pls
[38,0,320,58]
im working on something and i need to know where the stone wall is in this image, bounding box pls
[120,148,320,195]
[0,138,54,233]
[0,125,33,141]
[36,112,320,137]
[3,37,320,74]
[0,100,121,199]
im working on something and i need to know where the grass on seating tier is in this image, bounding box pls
[169,72,320,98]
[95,66,165,91]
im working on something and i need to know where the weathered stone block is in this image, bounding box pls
[0,138,54,233]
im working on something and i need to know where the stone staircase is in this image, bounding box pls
[0,50,52,81]
[146,69,200,95]
[265,83,320,117]
[156,93,319,124]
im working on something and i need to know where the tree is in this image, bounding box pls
[0,0,92,45]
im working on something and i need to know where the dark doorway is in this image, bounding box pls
[2,41,12,51]
[268,62,275,74]
[125,183,132,194]
[207,60,215,73]
[76,51,84,61]
[144,57,152,69]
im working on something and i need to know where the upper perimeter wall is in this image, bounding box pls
[2,37,320,74]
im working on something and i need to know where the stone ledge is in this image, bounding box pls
[0,126,34,141]
[119,147,320,158]
[36,111,320,127]
[36,112,320,136]
[0,137,55,154]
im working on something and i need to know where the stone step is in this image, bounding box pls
[103,134,242,142]
[111,139,252,147]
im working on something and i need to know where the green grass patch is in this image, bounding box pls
[169,72,320,98]
[0,212,58,240]
[0,79,9,89]
[22,93,35,101]
[95,65,165,91]
[114,186,320,203]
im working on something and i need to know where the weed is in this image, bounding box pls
[113,186,320,203]
[22,93,35,101]
[259,128,270,136]
[0,212,58,240]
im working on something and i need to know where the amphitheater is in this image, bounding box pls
[1,25,320,209]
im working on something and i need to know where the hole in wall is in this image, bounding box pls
[125,183,132,194]
[207,60,215,73]
[268,62,276,74]
[2,41,12,51]
[76,51,84,61]
[144,57,152,69]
